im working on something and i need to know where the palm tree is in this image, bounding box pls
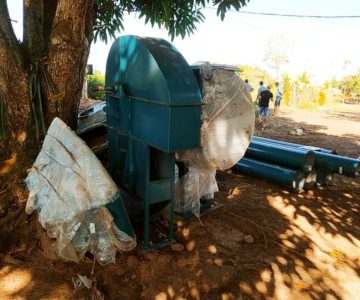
[296,71,311,89]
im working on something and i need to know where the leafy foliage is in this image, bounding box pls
[298,99,317,110]
[318,89,327,106]
[214,0,248,20]
[282,73,292,105]
[295,71,311,90]
[28,62,61,140]
[237,64,275,90]
[335,70,360,101]
[94,0,249,42]
[87,73,106,100]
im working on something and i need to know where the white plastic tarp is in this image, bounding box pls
[25,117,136,264]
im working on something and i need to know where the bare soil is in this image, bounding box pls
[0,107,359,300]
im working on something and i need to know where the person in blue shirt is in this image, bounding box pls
[244,79,254,93]
[256,81,267,103]
[274,82,283,115]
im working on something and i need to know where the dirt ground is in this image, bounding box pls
[0,106,359,300]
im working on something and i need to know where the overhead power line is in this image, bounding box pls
[205,6,360,19]
[239,10,360,19]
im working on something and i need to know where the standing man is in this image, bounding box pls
[244,79,254,93]
[258,85,273,129]
[255,81,267,118]
[256,81,267,103]
[274,82,283,115]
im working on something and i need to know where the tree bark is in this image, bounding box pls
[0,0,29,155]
[0,0,96,215]
[0,0,95,156]
[47,0,94,129]
[43,0,59,53]
[24,0,45,62]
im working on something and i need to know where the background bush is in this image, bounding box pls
[87,72,105,100]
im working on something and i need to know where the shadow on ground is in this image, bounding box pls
[0,112,359,300]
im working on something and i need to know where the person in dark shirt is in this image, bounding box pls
[258,85,273,129]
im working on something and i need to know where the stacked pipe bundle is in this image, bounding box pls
[232,136,360,192]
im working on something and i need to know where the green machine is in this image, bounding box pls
[104,35,202,250]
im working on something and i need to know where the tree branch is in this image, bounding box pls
[85,1,95,45]
[23,0,45,62]
[0,0,26,96]
[0,0,22,64]
[43,0,58,52]
[0,1,30,151]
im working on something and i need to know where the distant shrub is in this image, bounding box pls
[282,74,292,105]
[298,100,317,110]
[87,73,105,100]
[318,89,327,106]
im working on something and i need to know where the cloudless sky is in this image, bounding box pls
[6,0,360,83]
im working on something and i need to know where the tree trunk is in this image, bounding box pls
[0,0,94,156]
[47,0,94,129]
[0,64,29,157]
[0,0,30,156]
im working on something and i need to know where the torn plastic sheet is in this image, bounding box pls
[175,63,253,216]
[174,167,219,217]
[25,117,136,264]
[73,274,92,290]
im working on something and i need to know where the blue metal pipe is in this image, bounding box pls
[252,137,359,178]
[313,151,360,178]
[233,158,305,192]
[246,140,315,172]
[253,136,336,154]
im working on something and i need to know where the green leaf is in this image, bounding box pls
[94,0,249,41]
